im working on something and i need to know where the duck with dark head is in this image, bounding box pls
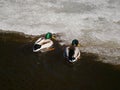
[64,39,81,63]
[33,32,55,53]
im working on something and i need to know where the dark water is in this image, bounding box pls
[0,32,120,90]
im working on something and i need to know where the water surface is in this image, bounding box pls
[0,32,120,90]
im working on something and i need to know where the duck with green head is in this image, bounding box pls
[33,32,54,52]
[64,39,81,62]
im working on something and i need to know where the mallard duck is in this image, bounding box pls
[64,39,81,62]
[33,32,55,52]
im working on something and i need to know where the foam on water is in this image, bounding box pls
[0,0,120,64]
